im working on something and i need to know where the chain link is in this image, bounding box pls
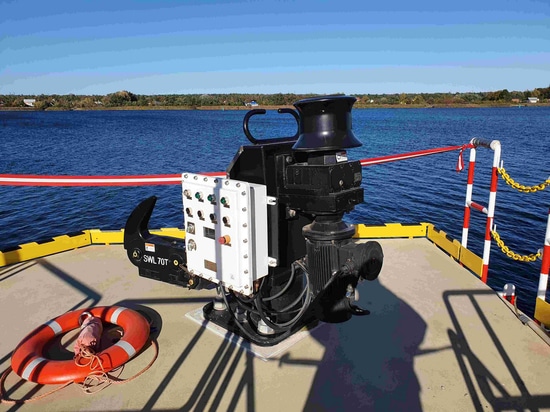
[491,229,541,262]
[497,167,550,193]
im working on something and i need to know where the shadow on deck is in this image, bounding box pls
[1,242,549,411]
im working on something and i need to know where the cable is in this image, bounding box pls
[253,261,311,331]
[219,285,294,345]
[232,293,260,315]
[278,281,309,313]
[219,259,312,343]
[260,266,296,302]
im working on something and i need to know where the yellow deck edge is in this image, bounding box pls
[354,222,429,238]
[1,224,482,277]
[0,228,186,267]
[425,225,461,260]
[0,231,91,266]
[458,246,484,278]
[535,297,550,327]
[88,228,185,244]
[89,228,125,244]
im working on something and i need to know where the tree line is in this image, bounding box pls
[1,87,549,110]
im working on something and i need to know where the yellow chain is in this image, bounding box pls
[497,167,550,193]
[491,229,541,262]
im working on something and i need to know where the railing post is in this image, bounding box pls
[538,208,550,301]
[461,147,477,249]
[461,138,501,283]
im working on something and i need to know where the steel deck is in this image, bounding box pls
[1,238,549,411]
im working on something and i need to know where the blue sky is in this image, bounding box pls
[1,0,549,95]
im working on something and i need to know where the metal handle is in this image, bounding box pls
[470,138,493,149]
[243,108,299,145]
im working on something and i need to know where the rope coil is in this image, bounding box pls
[491,229,541,262]
[497,167,550,193]
[0,337,158,404]
[75,339,158,394]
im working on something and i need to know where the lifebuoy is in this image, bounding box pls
[11,306,150,385]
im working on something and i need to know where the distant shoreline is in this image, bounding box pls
[1,103,548,112]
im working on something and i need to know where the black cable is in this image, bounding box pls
[232,292,260,315]
[260,265,296,302]
[219,259,312,342]
[278,277,310,313]
[253,261,311,330]
[260,261,304,314]
[219,285,294,345]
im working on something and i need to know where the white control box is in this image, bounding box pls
[182,173,270,296]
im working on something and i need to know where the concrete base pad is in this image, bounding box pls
[185,307,321,361]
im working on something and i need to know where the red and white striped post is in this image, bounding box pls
[461,138,501,283]
[502,283,516,305]
[538,208,550,302]
[461,147,477,249]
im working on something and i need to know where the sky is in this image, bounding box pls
[1,0,549,95]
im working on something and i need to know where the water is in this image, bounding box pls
[1,107,549,317]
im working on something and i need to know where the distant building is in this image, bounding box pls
[527,97,539,104]
[23,99,36,107]
[245,100,259,107]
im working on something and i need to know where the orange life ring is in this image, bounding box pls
[11,306,150,385]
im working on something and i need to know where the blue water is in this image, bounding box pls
[1,107,549,317]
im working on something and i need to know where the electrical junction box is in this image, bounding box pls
[181,173,272,296]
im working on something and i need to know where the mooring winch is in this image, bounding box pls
[123,95,383,346]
